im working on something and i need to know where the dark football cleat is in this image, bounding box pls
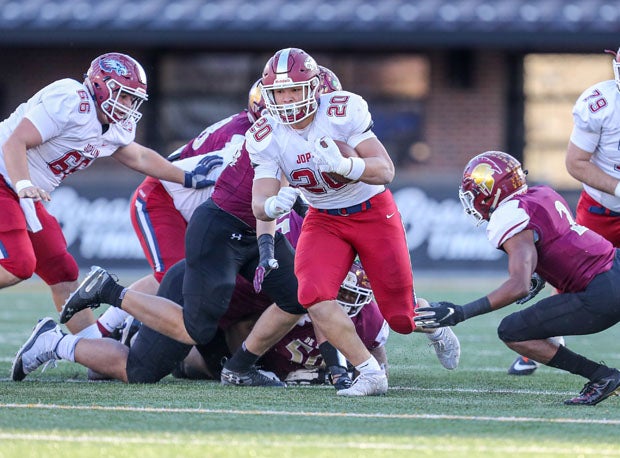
[220,366,286,387]
[564,370,620,406]
[332,373,353,391]
[508,356,539,376]
[60,266,115,324]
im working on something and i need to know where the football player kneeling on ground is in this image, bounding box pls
[414,151,620,406]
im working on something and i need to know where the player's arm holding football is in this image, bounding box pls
[352,137,395,185]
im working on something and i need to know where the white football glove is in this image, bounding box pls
[264,187,301,219]
[313,137,351,176]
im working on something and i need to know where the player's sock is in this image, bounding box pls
[75,323,102,339]
[355,356,382,374]
[224,342,259,372]
[55,334,82,362]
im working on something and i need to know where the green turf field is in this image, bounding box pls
[1,272,619,458]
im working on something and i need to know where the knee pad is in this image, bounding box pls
[0,229,36,280]
[0,251,36,280]
[497,314,521,342]
[36,251,78,285]
[384,313,415,335]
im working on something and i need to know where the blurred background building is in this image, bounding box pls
[1,0,619,271]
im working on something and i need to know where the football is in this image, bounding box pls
[326,140,359,184]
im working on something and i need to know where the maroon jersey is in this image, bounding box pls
[179,111,250,159]
[259,300,388,380]
[210,145,256,227]
[488,185,616,293]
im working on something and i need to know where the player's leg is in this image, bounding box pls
[295,213,387,396]
[27,201,100,336]
[220,233,304,387]
[11,317,127,382]
[0,183,36,287]
[129,177,187,286]
[498,264,620,405]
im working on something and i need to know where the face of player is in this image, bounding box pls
[273,87,304,105]
[273,87,315,129]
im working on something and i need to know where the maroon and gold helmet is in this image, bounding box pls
[459,151,528,225]
[261,48,321,125]
[318,66,342,94]
[247,78,266,123]
[85,52,148,124]
[337,261,373,317]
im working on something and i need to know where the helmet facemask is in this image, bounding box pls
[605,48,620,92]
[86,53,148,124]
[100,78,147,123]
[336,263,374,317]
[460,151,528,225]
[261,76,320,125]
[459,186,486,226]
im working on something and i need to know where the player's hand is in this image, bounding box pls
[292,194,309,218]
[16,180,50,202]
[264,187,301,219]
[253,258,279,293]
[413,301,465,328]
[313,136,351,176]
[184,155,223,189]
[516,273,546,305]
[254,234,279,293]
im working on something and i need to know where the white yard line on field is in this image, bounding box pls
[0,431,619,456]
[1,402,619,426]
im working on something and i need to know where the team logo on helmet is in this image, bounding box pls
[99,58,129,77]
[304,57,318,72]
[470,162,501,196]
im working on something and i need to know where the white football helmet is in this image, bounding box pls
[337,261,374,317]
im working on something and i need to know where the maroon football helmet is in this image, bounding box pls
[85,52,148,124]
[247,78,266,123]
[459,151,528,225]
[337,261,374,317]
[261,48,321,125]
[318,66,342,94]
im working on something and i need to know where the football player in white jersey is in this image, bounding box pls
[247,48,461,396]
[0,52,213,336]
[566,47,620,246]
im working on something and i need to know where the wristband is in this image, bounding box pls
[344,157,366,181]
[461,296,491,320]
[264,196,278,219]
[614,182,620,198]
[15,180,34,194]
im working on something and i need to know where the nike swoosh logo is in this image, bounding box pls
[386,213,396,219]
[512,360,537,371]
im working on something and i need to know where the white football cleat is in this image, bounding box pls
[427,327,461,370]
[336,371,388,397]
[11,317,65,381]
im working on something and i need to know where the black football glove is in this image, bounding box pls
[515,272,546,305]
[414,301,465,329]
